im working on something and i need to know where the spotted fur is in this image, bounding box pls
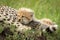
[0,6,34,33]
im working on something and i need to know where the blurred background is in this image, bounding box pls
[0,0,60,40]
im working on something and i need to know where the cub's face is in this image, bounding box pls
[40,18,58,33]
[17,8,34,24]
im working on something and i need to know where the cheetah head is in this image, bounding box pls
[17,8,34,24]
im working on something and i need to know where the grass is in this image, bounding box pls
[0,0,60,40]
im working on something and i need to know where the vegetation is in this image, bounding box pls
[0,0,60,40]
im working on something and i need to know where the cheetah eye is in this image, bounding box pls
[22,16,29,20]
[22,16,27,18]
[31,15,33,17]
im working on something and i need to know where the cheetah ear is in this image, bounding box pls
[17,9,23,19]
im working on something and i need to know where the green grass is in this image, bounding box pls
[0,0,60,40]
